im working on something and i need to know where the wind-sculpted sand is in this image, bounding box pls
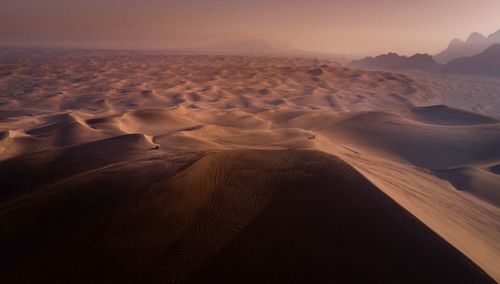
[0,50,498,282]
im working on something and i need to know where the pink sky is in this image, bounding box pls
[1,0,499,56]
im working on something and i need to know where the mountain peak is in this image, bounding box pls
[410,53,432,58]
[449,39,465,47]
[349,52,440,71]
[434,30,499,64]
[441,43,500,76]
[488,29,500,41]
[466,32,486,43]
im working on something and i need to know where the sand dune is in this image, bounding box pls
[0,51,499,282]
[0,134,156,201]
[402,104,498,125]
[434,167,500,206]
[490,164,500,174]
[119,108,199,135]
[0,53,442,118]
[0,150,493,283]
[321,107,500,169]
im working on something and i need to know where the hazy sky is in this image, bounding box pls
[1,0,500,56]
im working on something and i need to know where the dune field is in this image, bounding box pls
[0,50,499,282]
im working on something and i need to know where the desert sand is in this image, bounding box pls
[0,49,498,282]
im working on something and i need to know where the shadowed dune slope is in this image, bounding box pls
[434,167,500,207]
[402,104,498,126]
[0,133,156,201]
[0,150,493,283]
[491,164,500,175]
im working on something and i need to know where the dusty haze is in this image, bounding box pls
[1,0,500,55]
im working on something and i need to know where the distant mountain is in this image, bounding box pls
[190,38,351,62]
[441,44,500,76]
[434,30,500,64]
[349,43,500,77]
[200,39,295,55]
[349,53,441,71]
[488,30,500,42]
